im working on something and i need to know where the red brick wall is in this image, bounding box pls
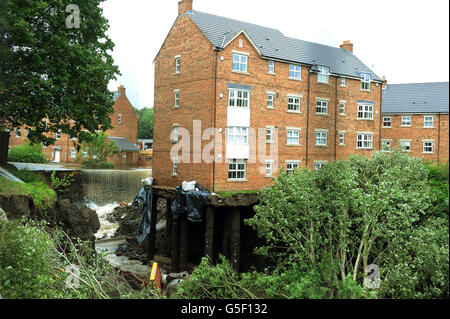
[381,113,449,163]
[153,13,447,192]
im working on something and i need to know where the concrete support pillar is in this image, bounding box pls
[179,215,189,272]
[147,193,158,260]
[171,215,180,273]
[230,206,241,273]
[204,206,215,261]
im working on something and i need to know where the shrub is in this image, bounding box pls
[0,219,161,299]
[8,142,47,163]
[79,158,114,169]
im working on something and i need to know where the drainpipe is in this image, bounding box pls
[212,48,219,192]
[379,85,383,150]
[305,69,311,168]
[334,76,338,161]
[437,113,441,163]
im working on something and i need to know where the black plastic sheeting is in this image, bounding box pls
[171,183,211,223]
[132,182,154,244]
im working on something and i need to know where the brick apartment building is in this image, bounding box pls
[9,85,139,167]
[381,82,449,161]
[153,1,449,192]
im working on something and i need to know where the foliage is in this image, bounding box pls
[50,170,75,192]
[0,0,119,147]
[7,142,47,163]
[0,219,160,299]
[135,107,154,140]
[245,151,448,299]
[424,161,449,219]
[0,176,56,210]
[74,131,119,169]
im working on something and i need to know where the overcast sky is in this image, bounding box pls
[101,0,449,110]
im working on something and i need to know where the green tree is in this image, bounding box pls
[0,0,120,151]
[74,131,120,168]
[135,107,154,139]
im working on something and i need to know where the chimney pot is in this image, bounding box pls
[178,0,193,16]
[340,40,353,53]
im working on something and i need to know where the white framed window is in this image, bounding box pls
[357,104,373,120]
[172,160,178,176]
[228,160,246,180]
[341,78,346,87]
[340,101,346,115]
[316,100,328,114]
[361,73,371,91]
[317,66,330,83]
[266,127,273,143]
[314,161,327,171]
[315,131,328,146]
[339,132,345,145]
[56,130,61,140]
[228,127,249,144]
[287,129,300,145]
[228,89,250,108]
[70,148,76,159]
[267,94,274,108]
[288,96,301,112]
[383,116,392,127]
[400,140,411,152]
[268,60,275,74]
[174,91,180,108]
[82,150,88,158]
[175,57,181,74]
[356,133,373,149]
[424,116,434,128]
[289,64,301,80]
[118,114,122,125]
[286,161,300,174]
[15,128,21,138]
[265,161,273,177]
[382,140,392,152]
[423,141,434,154]
[402,116,411,126]
[172,126,179,142]
[232,54,248,72]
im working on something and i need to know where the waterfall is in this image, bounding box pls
[81,169,151,206]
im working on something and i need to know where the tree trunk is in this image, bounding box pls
[0,132,10,166]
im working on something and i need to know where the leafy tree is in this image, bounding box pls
[74,131,119,168]
[246,151,448,298]
[0,0,120,151]
[135,107,154,140]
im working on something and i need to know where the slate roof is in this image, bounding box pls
[107,137,139,152]
[185,10,383,81]
[113,91,122,102]
[382,82,449,114]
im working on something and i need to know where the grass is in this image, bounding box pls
[0,171,56,210]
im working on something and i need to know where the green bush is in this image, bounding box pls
[80,158,114,169]
[0,219,161,299]
[8,142,47,163]
[424,161,449,219]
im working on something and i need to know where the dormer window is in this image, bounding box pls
[361,73,371,91]
[317,66,329,83]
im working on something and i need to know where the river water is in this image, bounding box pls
[81,169,153,281]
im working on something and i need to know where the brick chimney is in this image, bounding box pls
[382,76,387,89]
[118,85,126,95]
[340,40,353,53]
[178,0,193,16]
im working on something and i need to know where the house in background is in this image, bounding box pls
[9,85,139,167]
[381,82,449,162]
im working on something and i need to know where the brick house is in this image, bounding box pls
[381,82,449,162]
[9,85,139,166]
[153,0,386,192]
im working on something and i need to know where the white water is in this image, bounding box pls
[88,202,152,281]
